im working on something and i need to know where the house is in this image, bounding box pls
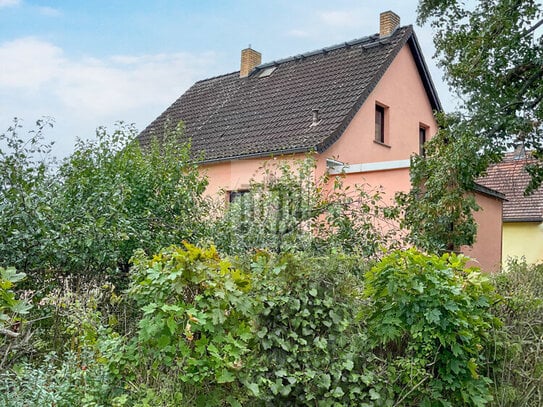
[478,149,543,265]
[139,11,503,271]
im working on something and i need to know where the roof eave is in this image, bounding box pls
[407,31,443,112]
[317,26,416,153]
[473,183,507,200]
[198,146,314,165]
[504,217,543,223]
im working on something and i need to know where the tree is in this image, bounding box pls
[417,0,543,189]
[400,0,542,250]
[53,122,209,277]
[0,120,209,281]
[0,118,56,274]
[397,114,484,253]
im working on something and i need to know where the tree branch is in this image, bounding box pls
[0,327,20,338]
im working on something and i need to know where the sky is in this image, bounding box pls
[0,0,455,158]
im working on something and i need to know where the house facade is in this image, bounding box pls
[139,11,503,271]
[479,150,543,265]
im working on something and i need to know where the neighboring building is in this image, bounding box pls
[139,11,503,271]
[479,149,543,265]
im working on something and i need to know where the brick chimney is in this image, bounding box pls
[240,47,261,78]
[379,10,400,38]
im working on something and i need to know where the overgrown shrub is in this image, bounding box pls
[490,259,543,406]
[210,156,400,257]
[0,119,56,275]
[54,123,209,278]
[33,277,124,357]
[0,350,120,407]
[245,251,385,406]
[1,267,32,369]
[0,120,208,283]
[109,243,255,406]
[364,249,498,406]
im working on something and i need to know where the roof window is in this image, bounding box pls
[258,66,277,78]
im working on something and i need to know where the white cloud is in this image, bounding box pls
[0,37,63,89]
[0,0,20,8]
[37,6,61,17]
[317,10,360,27]
[287,29,311,38]
[0,37,219,157]
[55,51,217,117]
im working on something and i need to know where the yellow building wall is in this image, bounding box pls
[502,222,543,265]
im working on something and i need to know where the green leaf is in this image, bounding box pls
[245,382,260,397]
[9,301,31,315]
[217,369,235,383]
[317,373,331,390]
[369,388,381,400]
[425,308,442,325]
[331,386,345,398]
[166,316,177,334]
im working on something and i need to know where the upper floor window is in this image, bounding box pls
[375,105,385,143]
[419,125,427,156]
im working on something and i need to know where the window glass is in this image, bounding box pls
[375,105,385,143]
[419,126,427,156]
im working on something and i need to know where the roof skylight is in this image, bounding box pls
[258,66,277,78]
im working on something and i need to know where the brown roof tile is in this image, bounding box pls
[478,152,543,222]
[138,26,441,163]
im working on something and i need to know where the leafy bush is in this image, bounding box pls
[0,119,56,274]
[1,120,208,282]
[245,251,385,406]
[490,259,543,406]
[1,266,32,369]
[33,276,124,357]
[54,123,209,278]
[364,249,498,406]
[111,243,255,406]
[0,351,120,407]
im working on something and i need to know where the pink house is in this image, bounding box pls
[139,11,503,271]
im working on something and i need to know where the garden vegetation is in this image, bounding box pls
[1,120,542,406]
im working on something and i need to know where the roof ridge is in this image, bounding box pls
[191,25,412,84]
[138,23,441,165]
[255,25,412,71]
[194,70,239,84]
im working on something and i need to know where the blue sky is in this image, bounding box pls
[0,0,453,157]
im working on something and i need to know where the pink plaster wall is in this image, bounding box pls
[321,45,438,166]
[197,43,502,272]
[202,154,308,197]
[203,44,437,197]
[462,193,503,272]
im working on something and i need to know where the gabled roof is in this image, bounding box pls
[138,25,441,163]
[478,151,543,222]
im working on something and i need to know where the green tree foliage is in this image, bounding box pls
[54,123,208,276]
[401,0,543,249]
[418,0,542,168]
[0,118,56,274]
[364,249,499,406]
[397,114,486,252]
[0,120,208,279]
